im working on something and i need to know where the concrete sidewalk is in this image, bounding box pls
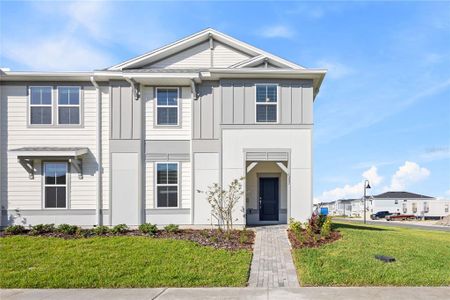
[2,287,449,300]
[334,218,450,232]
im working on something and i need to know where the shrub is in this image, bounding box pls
[164,224,179,233]
[139,223,158,235]
[288,218,303,234]
[111,224,128,234]
[30,224,55,235]
[239,229,249,244]
[77,228,95,238]
[93,225,110,235]
[56,224,79,235]
[321,216,332,238]
[4,225,26,235]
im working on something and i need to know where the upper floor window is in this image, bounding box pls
[44,162,68,208]
[30,86,52,124]
[156,88,179,126]
[256,84,277,123]
[423,202,429,213]
[156,162,178,208]
[58,87,80,125]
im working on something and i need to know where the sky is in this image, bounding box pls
[1,1,449,202]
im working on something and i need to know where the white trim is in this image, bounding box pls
[254,83,279,124]
[56,86,81,125]
[43,161,68,209]
[155,162,180,208]
[155,87,180,126]
[29,86,53,125]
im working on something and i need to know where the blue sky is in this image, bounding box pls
[1,1,449,201]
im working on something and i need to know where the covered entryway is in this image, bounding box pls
[245,149,290,225]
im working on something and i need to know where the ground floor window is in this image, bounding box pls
[44,162,68,208]
[156,162,178,208]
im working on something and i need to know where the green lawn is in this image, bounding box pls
[293,222,450,286]
[0,236,252,288]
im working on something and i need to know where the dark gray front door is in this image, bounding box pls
[259,177,279,221]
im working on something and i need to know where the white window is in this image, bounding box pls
[156,88,179,125]
[394,200,398,204]
[44,162,68,208]
[30,86,52,124]
[256,84,278,123]
[423,202,429,213]
[58,87,80,125]
[412,203,417,213]
[156,162,178,208]
[445,204,449,213]
[402,203,407,213]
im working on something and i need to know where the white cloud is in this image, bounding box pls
[386,161,430,191]
[260,25,295,38]
[316,59,354,79]
[316,166,382,203]
[3,37,114,71]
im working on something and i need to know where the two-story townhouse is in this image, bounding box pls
[0,28,326,227]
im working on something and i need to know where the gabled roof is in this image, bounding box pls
[373,191,434,199]
[108,28,305,70]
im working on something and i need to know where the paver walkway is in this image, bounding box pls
[248,225,299,287]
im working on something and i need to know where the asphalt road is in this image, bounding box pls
[334,217,450,232]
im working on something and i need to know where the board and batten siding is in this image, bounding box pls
[220,79,314,125]
[0,85,108,212]
[143,41,252,69]
[145,161,191,209]
[144,86,192,140]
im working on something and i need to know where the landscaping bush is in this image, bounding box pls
[30,224,55,235]
[164,224,179,233]
[111,224,128,234]
[288,217,303,234]
[56,224,79,235]
[321,216,332,238]
[4,225,26,235]
[93,225,110,236]
[139,223,158,235]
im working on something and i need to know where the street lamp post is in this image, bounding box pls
[363,180,371,224]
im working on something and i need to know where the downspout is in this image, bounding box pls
[90,76,102,226]
[124,77,139,101]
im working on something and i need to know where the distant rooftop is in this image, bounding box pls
[373,191,434,199]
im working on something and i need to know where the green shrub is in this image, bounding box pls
[76,228,95,238]
[164,224,179,233]
[139,223,158,235]
[239,229,249,244]
[288,218,303,234]
[4,225,26,235]
[56,224,79,235]
[111,224,128,234]
[30,224,55,235]
[93,225,110,235]
[321,216,332,238]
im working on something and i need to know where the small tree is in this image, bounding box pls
[198,177,244,232]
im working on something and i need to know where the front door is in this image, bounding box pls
[259,177,279,221]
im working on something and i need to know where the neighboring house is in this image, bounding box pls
[0,28,326,227]
[319,191,449,220]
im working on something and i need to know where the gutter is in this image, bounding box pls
[90,76,102,226]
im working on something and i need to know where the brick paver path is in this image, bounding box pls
[248,225,300,287]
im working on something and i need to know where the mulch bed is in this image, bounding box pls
[0,229,255,251]
[287,229,341,249]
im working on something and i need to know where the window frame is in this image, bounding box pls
[29,86,53,126]
[42,161,69,209]
[155,87,180,127]
[255,83,279,124]
[154,162,180,209]
[57,86,81,126]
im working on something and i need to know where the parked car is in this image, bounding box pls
[370,211,392,220]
